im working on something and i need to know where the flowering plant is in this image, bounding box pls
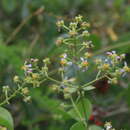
[0,15,129,130]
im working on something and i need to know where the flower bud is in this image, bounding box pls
[84,52,92,58]
[123,66,130,72]
[42,66,48,72]
[69,22,77,29]
[52,84,59,91]
[43,58,50,64]
[82,41,93,48]
[2,86,10,93]
[23,96,31,102]
[120,54,125,59]
[82,30,90,37]
[56,20,64,27]
[104,122,112,130]
[81,61,89,67]
[32,73,39,79]
[31,58,39,62]
[102,64,110,70]
[22,87,29,95]
[60,59,67,65]
[114,69,122,76]
[69,30,77,36]
[95,59,102,64]
[108,78,118,84]
[13,75,19,83]
[75,15,83,23]
[81,22,90,29]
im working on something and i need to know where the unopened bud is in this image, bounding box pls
[13,75,19,83]
[56,20,64,27]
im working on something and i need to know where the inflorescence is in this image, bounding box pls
[1,15,129,129]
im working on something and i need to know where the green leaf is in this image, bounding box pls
[0,107,14,130]
[68,98,92,121]
[77,98,92,120]
[89,125,102,130]
[70,122,86,130]
[68,108,80,121]
[83,86,95,91]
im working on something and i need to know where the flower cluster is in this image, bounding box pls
[22,59,41,87]
[104,122,115,130]
[0,15,129,130]
[60,53,72,66]
[95,51,129,84]
[56,15,93,73]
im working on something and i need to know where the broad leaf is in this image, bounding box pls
[70,122,86,130]
[77,98,92,120]
[68,98,92,121]
[68,108,80,121]
[0,107,14,130]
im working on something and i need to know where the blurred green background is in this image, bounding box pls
[0,0,130,130]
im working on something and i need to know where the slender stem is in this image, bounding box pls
[39,79,47,84]
[105,75,112,80]
[96,70,101,79]
[61,67,64,81]
[46,75,73,88]
[70,97,83,120]
[80,94,88,127]
[78,46,85,54]
[46,76,61,84]
[76,94,81,103]
[0,69,57,106]
[82,75,106,88]
[5,91,10,104]
[63,25,70,31]
[70,97,87,127]
[0,87,22,106]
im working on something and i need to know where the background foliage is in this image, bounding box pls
[0,0,130,130]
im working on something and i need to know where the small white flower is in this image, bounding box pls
[124,61,127,66]
[63,53,67,58]
[67,62,72,65]
[112,51,116,54]
[26,64,32,68]
[105,59,108,62]
[106,125,112,130]
[80,57,84,61]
